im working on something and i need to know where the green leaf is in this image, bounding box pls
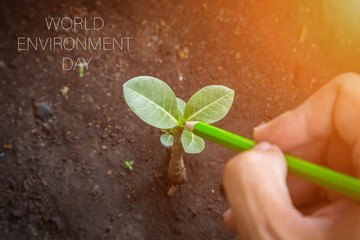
[181,129,205,154]
[123,76,180,129]
[183,85,234,124]
[124,161,134,170]
[176,98,186,118]
[160,133,174,147]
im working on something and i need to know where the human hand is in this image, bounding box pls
[223,73,360,239]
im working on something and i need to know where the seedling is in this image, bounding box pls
[124,161,134,171]
[79,66,84,78]
[123,76,234,183]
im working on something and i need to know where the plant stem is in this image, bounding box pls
[167,126,186,183]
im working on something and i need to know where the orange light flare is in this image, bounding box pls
[244,0,360,75]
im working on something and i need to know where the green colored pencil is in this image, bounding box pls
[185,121,360,200]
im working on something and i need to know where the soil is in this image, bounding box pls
[0,0,359,239]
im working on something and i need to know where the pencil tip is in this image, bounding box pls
[185,121,198,132]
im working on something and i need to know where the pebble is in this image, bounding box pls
[46,55,54,62]
[105,226,112,233]
[36,103,50,120]
[60,86,69,96]
[177,47,189,60]
[50,216,63,231]
[93,185,100,195]
[151,35,159,42]
[0,60,6,68]
[10,208,25,218]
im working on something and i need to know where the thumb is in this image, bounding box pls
[223,142,321,239]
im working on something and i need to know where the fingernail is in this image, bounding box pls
[253,121,268,132]
[223,208,231,217]
[253,142,272,151]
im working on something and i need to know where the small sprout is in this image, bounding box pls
[127,185,132,191]
[123,76,234,183]
[124,161,134,171]
[79,66,84,78]
[137,214,141,220]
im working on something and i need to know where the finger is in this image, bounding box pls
[253,73,360,205]
[223,208,236,232]
[353,141,360,177]
[255,115,326,207]
[287,175,321,207]
[312,199,360,239]
[254,73,360,153]
[284,142,327,207]
[223,142,319,239]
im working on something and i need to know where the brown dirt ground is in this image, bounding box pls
[1,0,359,239]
